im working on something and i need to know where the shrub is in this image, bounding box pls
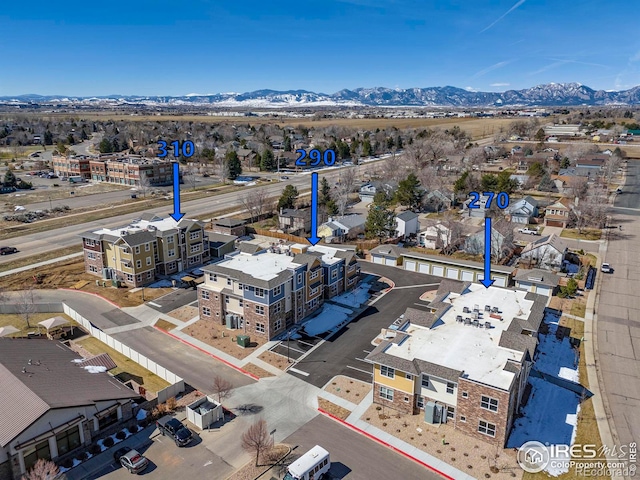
[481,455,487,459]
[382,422,387,427]
[436,449,442,454]
[166,397,177,411]
[375,406,382,411]
[463,452,469,457]
[60,458,74,469]
[451,447,455,451]
[90,444,102,455]
[451,457,456,462]
[115,431,126,440]
[485,474,491,478]
[365,417,370,421]
[490,466,500,474]
[467,465,473,469]
[103,437,115,448]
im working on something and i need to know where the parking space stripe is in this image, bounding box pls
[355,357,372,364]
[345,365,372,375]
[148,302,162,308]
[288,367,310,376]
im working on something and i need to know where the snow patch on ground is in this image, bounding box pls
[148,279,173,288]
[331,283,371,308]
[302,304,353,336]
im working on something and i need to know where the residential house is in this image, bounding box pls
[513,268,560,297]
[506,196,539,224]
[236,149,256,168]
[81,214,207,287]
[0,339,137,480]
[278,208,311,235]
[370,245,403,266]
[544,198,573,228]
[575,156,606,171]
[423,189,455,212]
[462,193,492,218]
[205,232,237,259]
[366,280,545,447]
[358,181,396,203]
[317,214,366,243]
[418,223,452,250]
[394,211,420,240]
[209,218,247,237]
[520,234,568,270]
[197,244,359,339]
[463,227,511,259]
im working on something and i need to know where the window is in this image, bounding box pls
[227,278,232,286]
[417,396,424,409]
[190,244,200,253]
[274,318,282,331]
[23,439,51,471]
[379,386,394,401]
[209,273,217,281]
[202,290,210,300]
[238,283,243,290]
[146,257,152,266]
[167,235,174,244]
[134,246,140,254]
[274,303,282,314]
[406,373,413,381]
[136,260,142,268]
[462,391,468,398]
[297,273,303,284]
[202,307,211,317]
[239,299,244,307]
[481,395,499,412]
[478,420,496,437]
[225,296,230,304]
[446,382,455,394]
[446,406,455,419]
[190,231,200,240]
[145,243,150,252]
[403,395,409,403]
[380,365,395,378]
[460,415,466,422]
[256,322,265,333]
[85,239,95,246]
[126,274,133,282]
[273,285,282,296]
[255,305,264,315]
[331,269,338,279]
[55,425,82,456]
[87,252,96,260]
[168,249,175,257]
[97,405,119,430]
[136,274,141,283]
[147,271,153,279]
[255,287,265,297]
[89,265,98,273]
[421,375,430,388]
[310,268,319,279]
[310,286,320,296]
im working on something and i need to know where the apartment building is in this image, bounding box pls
[52,155,91,180]
[366,279,546,447]
[81,213,206,287]
[197,244,360,339]
[89,157,174,186]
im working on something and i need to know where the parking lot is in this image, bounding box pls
[286,264,441,388]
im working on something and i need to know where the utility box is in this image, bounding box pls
[237,335,250,348]
[424,401,444,424]
[112,279,121,288]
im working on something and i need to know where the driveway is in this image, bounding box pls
[280,415,442,480]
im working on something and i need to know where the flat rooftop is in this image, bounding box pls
[216,252,299,281]
[386,284,535,390]
[93,217,183,237]
[307,245,344,265]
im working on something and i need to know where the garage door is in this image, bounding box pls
[419,263,431,274]
[494,277,507,287]
[432,265,445,277]
[461,270,475,282]
[373,256,384,264]
[446,268,459,279]
[385,257,396,266]
[546,220,564,228]
[536,285,551,297]
[405,260,416,272]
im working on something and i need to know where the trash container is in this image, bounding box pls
[237,335,250,348]
[130,194,137,199]
[111,279,121,288]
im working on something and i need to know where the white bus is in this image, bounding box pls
[284,445,330,480]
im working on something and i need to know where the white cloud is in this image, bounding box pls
[465,86,477,92]
[528,60,568,76]
[490,82,510,87]
[472,60,512,79]
[480,0,526,33]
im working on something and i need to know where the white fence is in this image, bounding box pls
[60,304,185,401]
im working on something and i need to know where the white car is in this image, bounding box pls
[601,263,612,273]
[518,227,539,235]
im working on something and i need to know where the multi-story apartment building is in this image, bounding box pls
[81,214,206,287]
[89,157,174,186]
[366,279,546,447]
[52,155,92,180]
[197,244,360,339]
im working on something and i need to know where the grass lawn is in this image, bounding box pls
[76,336,170,393]
[570,302,586,318]
[0,246,82,273]
[560,228,602,241]
[0,313,77,336]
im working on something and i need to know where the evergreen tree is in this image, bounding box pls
[44,130,53,145]
[362,139,372,157]
[365,206,395,239]
[80,129,88,140]
[538,173,555,192]
[527,162,545,178]
[481,174,499,191]
[3,169,17,186]
[260,149,277,171]
[319,177,332,206]
[112,138,120,152]
[277,185,299,210]
[99,138,113,153]
[225,150,242,180]
[326,199,339,216]
[395,173,423,211]
[534,128,546,142]
[67,134,75,145]
[283,136,292,152]
[396,136,403,149]
[497,169,519,194]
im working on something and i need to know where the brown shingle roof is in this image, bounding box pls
[76,353,117,371]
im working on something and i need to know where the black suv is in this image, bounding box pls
[0,247,18,255]
[156,416,193,447]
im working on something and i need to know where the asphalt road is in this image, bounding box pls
[595,159,640,450]
[0,161,382,264]
[281,415,442,480]
[288,264,440,388]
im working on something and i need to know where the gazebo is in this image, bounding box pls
[38,316,72,339]
[0,326,20,338]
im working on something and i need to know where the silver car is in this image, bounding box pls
[113,447,149,474]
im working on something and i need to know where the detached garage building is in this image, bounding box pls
[513,268,559,297]
[401,251,514,287]
[370,245,403,266]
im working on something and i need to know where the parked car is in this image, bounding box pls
[616,187,623,194]
[280,176,289,180]
[601,263,613,273]
[518,227,539,235]
[113,446,149,474]
[0,247,18,255]
[156,416,193,446]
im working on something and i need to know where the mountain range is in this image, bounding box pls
[2,83,640,108]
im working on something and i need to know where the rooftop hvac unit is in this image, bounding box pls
[120,230,127,235]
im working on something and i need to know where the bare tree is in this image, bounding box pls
[565,176,589,201]
[335,167,357,216]
[215,151,228,184]
[241,419,273,467]
[138,172,152,198]
[438,213,467,255]
[240,187,269,223]
[491,216,515,263]
[16,287,37,329]
[21,458,60,480]
[211,375,234,403]
[183,165,198,191]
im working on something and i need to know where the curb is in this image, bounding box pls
[58,288,121,309]
[152,326,260,381]
[317,408,455,480]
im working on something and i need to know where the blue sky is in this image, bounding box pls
[1,0,639,96]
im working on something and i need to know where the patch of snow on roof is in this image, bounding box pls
[219,252,297,281]
[83,365,107,374]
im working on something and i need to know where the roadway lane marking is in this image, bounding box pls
[346,365,372,375]
[288,367,309,376]
[148,302,162,308]
[393,283,440,290]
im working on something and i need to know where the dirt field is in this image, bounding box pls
[0,257,173,307]
[167,305,199,322]
[361,404,522,479]
[323,375,371,404]
[1,181,128,208]
[318,398,351,421]
[242,363,275,379]
[257,349,294,370]
[183,320,267,359]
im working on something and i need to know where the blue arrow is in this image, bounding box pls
[169,162,185,222]
[306,172,321,246]
[480,216,495,288]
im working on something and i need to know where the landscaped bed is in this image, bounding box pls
[228,444,291,480]
[323,375,371,405]
[318,398,351,421]
[183,320,267,360]
[257,349,294,370]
